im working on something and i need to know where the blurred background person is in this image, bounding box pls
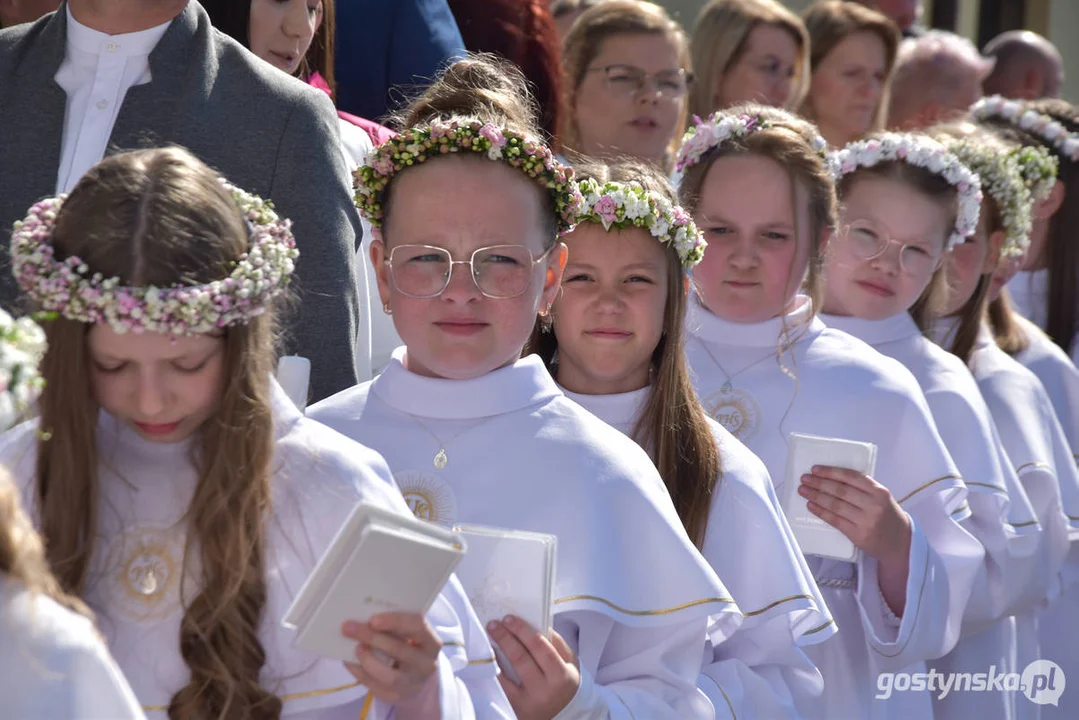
[560,0,691,170]
[550,0,605,44]
[852,0,924,37]
[688,0,809,120]
[448,0,564,148]
[888,30,994,130]
[802,0,899,147]
[983,30,1064,101]
[0,0,58,27]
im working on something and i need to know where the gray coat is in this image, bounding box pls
[0,1,360,401]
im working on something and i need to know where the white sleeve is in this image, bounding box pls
[70,631,146,719]
[855,504,983,672]
[553,611,713,720]
[699,613,823,719]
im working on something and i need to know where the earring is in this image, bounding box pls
[538,302,552,317]
[382,302,392,315]
[539,303,553,332]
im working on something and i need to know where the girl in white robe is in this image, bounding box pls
[821,130,1052,720]
[1,147,508,720]
[310,56,743,720]
[927,135,1079,720]
[529,159,833,719]
[674,107,985,720]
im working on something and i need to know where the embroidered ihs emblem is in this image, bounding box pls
[103,525,184,622]
[395,471,458,526]
[704,387,761,441]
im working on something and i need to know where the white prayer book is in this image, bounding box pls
[782,433,877,563]
[452,525,557,682]
[283,503,466,664]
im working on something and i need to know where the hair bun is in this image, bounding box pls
[402,53,543,139]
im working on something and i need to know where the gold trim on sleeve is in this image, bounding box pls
[951,502,970,517]
[702,673,737,719]
[803,619,836,636]
[554,594,735,616]
[897,474,962,505]
[1016,461,1052,474]
[872,540,931,658]
[468,656,496,666]
[963,481,1007,494]
[1007,519,1040,529]
[359,692,373,720]
[742,594,814,618]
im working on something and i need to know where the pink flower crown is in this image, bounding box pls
[10,184,298,336]
[972,95,1079,162]
[354,120,584,234]
[673,112,829,186]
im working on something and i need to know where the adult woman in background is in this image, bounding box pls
[688,0,809,120]
[801,1,899,147]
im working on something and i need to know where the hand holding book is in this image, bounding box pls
[342,613,443,709]
[487,616,580,720]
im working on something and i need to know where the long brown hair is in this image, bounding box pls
[677,104,838,317]
[0,470,91,618]
[36,148,281,719]
[800,1,900,137]
[689,0,810,118]
[560,0,691,164]
[529,159,720,547]
[1025,99,1079,355]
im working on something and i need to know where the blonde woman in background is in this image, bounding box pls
[801,1,900,147]
[688,0,810,120]
[560,0,691,171]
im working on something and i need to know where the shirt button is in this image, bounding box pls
[106,41,119,52]
[96,99,109,110]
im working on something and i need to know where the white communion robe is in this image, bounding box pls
[308,349,746,720]
[0,575,145,719]
[684,295,985,720]
[934,320,1079,720]
[1007,270,1079,367]
[0,379,511,720]
[823,311,1048,720]
[562,385,835,720]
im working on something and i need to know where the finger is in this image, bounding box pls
[360,628,439,674]
[497,671,527,708]
[809,466,878,493]
[549,630,576,665]
[799,483,863,519]
[352,642,404,689]
[369,613,442,654]
[502,615,565,677]
[806,498,861,538]
[488,620,546,688]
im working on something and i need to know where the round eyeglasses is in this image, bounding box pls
[842,220,944,277]
[385,244,554,299]
[586,64,691,101]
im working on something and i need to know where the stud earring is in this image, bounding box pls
[382,302,392,315]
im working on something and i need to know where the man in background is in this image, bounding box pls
[983,30,1063,100]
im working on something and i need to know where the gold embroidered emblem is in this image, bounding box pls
[395,472,458,526]
[704,387,761,441]
[104,526,183,622]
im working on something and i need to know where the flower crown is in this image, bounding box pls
[575,178,706,268]
[354,120,583,234]
[1008,145,1059,201]
[10,184,298,335]
[0,309,45,429]
[673,112,829,186]
[971,95,1079,162]
[829,133,983,250]
[946,140,1032,257]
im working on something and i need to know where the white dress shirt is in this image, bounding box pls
[54,6,171,193]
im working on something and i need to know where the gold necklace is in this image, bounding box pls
[409,414,500,469]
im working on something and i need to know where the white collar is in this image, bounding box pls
[819,312,921,346]
[66,4,172,57]
[372,347,563,420]
[685,293,823,348]
[560,385,649,429]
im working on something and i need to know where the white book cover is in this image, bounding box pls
[452,525,557,683]
[283,503,466,664]
[782,433,878,563]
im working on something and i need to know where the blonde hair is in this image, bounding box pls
[677,104,838,315]
[801,1,900,136]
[529,158,720,547]
[560,0,691,165]
[688,0,810,119]
[0,470,90,618]
[35,148,282,719]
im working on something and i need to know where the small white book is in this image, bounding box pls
[452,525,557,683]
[782,433,878,563]
[283,503,466,664]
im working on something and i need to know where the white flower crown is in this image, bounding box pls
[0,309,45,429]
[972,95,1079,162]
[10,184,298,336]
[946,140,1033,257]
[672,112,829,187]
[575,178,706,268]
[829,133,983,250]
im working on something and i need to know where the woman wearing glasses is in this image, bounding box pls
[310,55,740,720]
[559,1,691,170]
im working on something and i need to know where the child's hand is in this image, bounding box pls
[342,613,441,705]
[799,465,912,564]
[488,615,580,720]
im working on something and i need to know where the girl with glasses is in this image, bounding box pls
[309,55,740,720]
[821,130,1055,720]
